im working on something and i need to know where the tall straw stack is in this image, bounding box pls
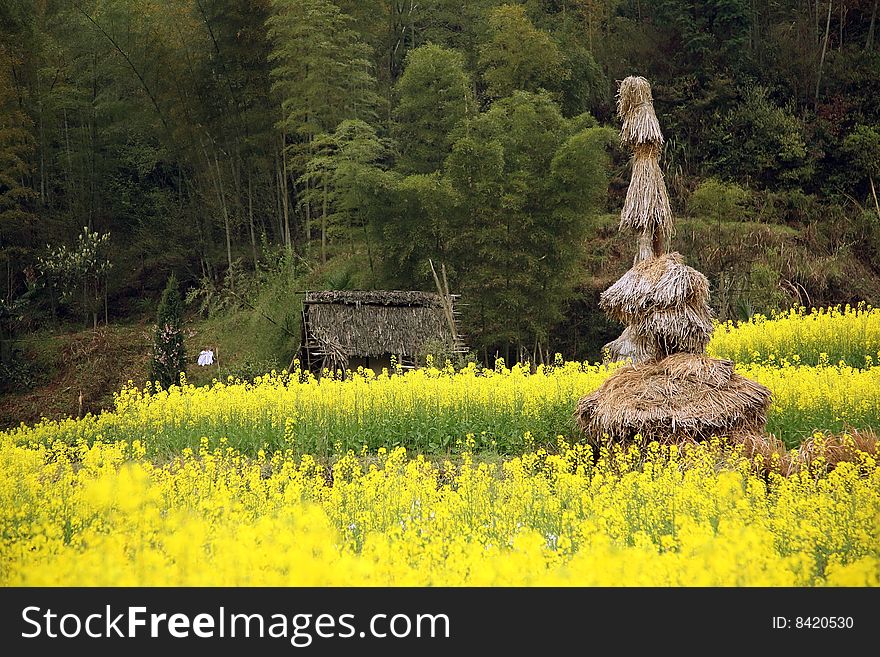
[578,75,772,448]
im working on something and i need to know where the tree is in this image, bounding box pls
[843,124,880,218]
[0,43,36,312]
[478,4,568,100]
[189,0,276,272]
[329,120,388,260]
[553,23,607,117]
[707,84,813,187]
[0,45,35,231]
[651,0,752,76]
[298,119,388,263]
[150,273,186,389]
[38,227,112,329]
[267,0,382,255]
[376,169,461,289]
[444,91,612,358]
[393,44,474,174]
[267,0,381,139]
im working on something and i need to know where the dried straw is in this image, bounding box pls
[619,144,673,238]
[728,433,797,476]
[635,230,656,264]
[600,253,710,321]
[795,430,879,471]
[635,305,714,356]
[732,430,879,477]
[575,353,772,443]
[601,326,651,363]
[306,303,452,358]
[304,290,446,307]
[617,76,663,146]
[601,253,714,358]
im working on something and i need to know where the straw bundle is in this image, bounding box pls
[619,144,673,239]
[600,253,710,322]
[617,76,663,146]
[795,430,879,470]
[579,74,771,447]
[307,303,450,358]
[731,430,879,477]
[601,326,651,363]
[636,305,714,356]
[576,353,772,443]
[600,253,713,359]
[728,433,797,476]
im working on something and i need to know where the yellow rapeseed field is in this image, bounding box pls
[708,303,880,368]
[3,305,879,587]
[4,359,880,453]
[1,436,877,586]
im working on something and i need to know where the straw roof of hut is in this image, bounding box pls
[301,290,463,359]
[576,353,772,443]
[304,290,443,307]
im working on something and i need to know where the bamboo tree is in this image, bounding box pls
[267,0,380,260]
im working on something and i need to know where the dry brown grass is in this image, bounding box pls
[727,433,798,476]
[600,253,710,318]
[576,353,772,444]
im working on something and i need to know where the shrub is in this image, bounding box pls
[688,178,750,222]
[150,274,186,389]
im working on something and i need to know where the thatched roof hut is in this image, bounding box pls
[300,290,466,374]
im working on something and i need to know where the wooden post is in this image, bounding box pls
[429,259,458,352]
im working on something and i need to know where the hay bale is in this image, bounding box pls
[575,353,772,443]
[619,145,673,238]
[617,76,664,146]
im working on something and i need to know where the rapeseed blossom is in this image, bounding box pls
[708,303,880,368]
[3,359,879,453]
[1,438,877,586]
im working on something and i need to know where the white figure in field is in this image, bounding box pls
[198,348,215,366]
